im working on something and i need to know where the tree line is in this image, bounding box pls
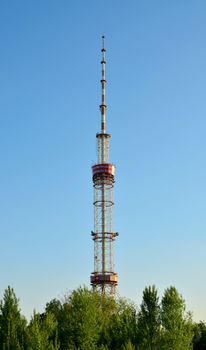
[0,285,205,349]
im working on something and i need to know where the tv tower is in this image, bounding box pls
[90,37,118,295]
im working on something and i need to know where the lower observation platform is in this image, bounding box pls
[90,272,118,285]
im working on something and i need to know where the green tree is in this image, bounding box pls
[161,286,193,350]
[45,299,62,321]
[61,287,101,350]
[26,311,59,350]
[108,298,137,350]
[193,322,206,350]
[96,294,117,348]
[45,299,64,348]
[0,286,27,350]
[137,285,161,350]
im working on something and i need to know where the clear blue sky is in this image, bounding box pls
[0,0,206,321]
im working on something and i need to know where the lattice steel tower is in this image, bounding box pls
[90,37,118,295]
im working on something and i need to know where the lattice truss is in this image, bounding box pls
[93,177,114,273]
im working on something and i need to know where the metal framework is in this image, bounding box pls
[90,37,118,295]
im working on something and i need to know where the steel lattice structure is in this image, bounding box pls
[90,37,118,295]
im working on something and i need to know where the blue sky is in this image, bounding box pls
[0,0,206,321]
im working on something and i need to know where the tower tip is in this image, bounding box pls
[102,35,105,51]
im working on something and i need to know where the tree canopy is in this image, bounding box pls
[0,285,201,350]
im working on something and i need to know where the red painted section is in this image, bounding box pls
[92,163,115,176]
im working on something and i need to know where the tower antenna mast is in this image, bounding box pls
[101,35,106,134]
[90,37,118,295]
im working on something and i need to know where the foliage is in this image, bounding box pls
[193,322,206,350]
[0,286,27,350]
[60,286,101,350]
[0,284,202,350]
[160,286,193,350]
[104,297,137,349]
[137,285,161,350]
[122,340,136,350]
[26,311,60,350]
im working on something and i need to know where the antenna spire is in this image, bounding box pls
[100,35,106,133]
